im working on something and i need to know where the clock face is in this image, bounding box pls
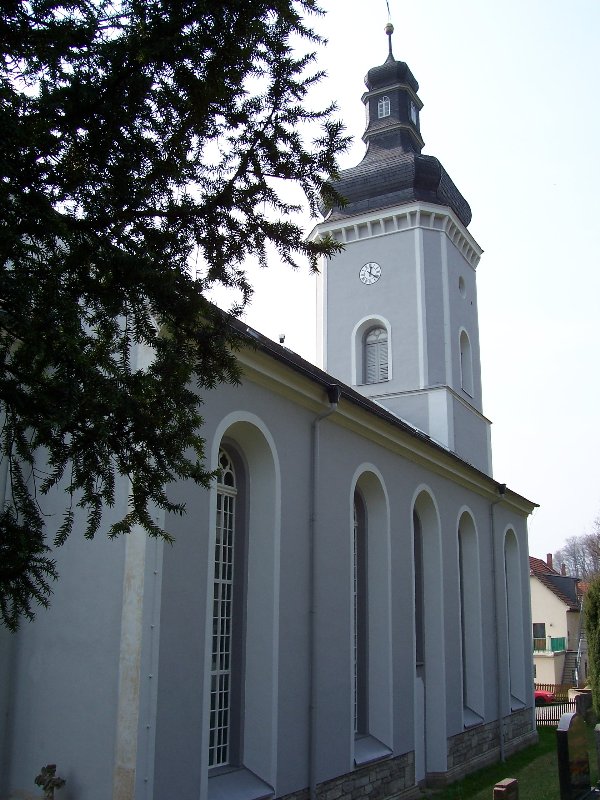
[359,262,381,285]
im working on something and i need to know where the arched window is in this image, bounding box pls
[504,530,526,707]
[458,512,484,724]
[413,510,425,667]
[377,95,390,118]
[412,491,445,780]
[353,493,367,734]
[352,470,393,766]
[364,327,388,384]
[209,448,240,768]
[459,330,473,396]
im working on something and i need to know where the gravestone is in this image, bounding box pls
[493,777,518,799]
[557,712,596,800]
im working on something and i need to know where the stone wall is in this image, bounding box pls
[278,709,536,799]
[278,751,418,800]
[431,708,536,787]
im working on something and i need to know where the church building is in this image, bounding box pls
[0,26,537,800]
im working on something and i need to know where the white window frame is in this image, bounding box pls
[378,95,391,118]
[351,316,392,386]
[209,449,237,769]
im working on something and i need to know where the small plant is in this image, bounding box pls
[34,765,66,799]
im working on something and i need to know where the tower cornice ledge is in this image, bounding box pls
[361,83,423,109]
[309,201,483,270]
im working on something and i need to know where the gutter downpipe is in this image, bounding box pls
[309,384,340,800]
[490,483,507,762]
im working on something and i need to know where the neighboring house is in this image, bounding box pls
[0,28,538,800]
[530,555,587,687]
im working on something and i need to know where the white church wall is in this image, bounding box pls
[0,483,130,800]
[150,359,533,799]
[0,340,535,800]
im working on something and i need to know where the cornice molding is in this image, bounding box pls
[310,201,482,269]
[361,120,425,149]
[361,82,423,110]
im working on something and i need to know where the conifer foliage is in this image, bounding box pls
[585,577,600,714]
[0,0,347,629]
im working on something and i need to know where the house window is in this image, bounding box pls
[364,327,388,384]
[377,95,390,118]
[353,493,368,734]
[209,448,239,768]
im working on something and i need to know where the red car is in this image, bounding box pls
[534,689,555,706]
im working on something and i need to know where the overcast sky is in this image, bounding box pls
[209,0,600,560]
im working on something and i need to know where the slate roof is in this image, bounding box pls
[365,53,419,94]
[529,556,580,611]
[327,148,472,227]
[325,48,472,227]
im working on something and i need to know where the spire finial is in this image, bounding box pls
[385,22,394,59]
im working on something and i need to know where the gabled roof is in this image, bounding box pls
[529,556,580,611]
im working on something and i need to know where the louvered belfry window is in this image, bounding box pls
[364,326,388,384]
[209,449,237,768]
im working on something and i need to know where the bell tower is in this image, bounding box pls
[312,25,492,474]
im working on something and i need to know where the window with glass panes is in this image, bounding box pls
[209,449,237,768]
[378,95,390,118]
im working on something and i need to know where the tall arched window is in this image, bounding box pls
[504,530,526,707]
[458,512,484,724]
[364,327,388,384]
[413,510,425,667]
[352,470,393,767]
[209,448,240,768]
[413,491,446,780]
[459,330,473,396]
[353,493,368,735]
[377,95,390,118]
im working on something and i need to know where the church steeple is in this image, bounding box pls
[326,26,471,227]
[312,24,491,474]
[362,23,424,156]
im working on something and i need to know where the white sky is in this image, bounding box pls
[209,0,600,559]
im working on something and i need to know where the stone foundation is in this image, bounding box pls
[278,751,417,800]
[278,709,536,799]
[428,707,537,787]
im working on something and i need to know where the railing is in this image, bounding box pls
[532,636,566,652]
[536,699,576,726]
[535,682,571,702]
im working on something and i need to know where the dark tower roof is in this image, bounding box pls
[326,25,472,227]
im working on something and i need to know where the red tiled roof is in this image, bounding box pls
[529,556,580,611]
[529,556,559,577]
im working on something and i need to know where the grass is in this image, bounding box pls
[424,724,598,800]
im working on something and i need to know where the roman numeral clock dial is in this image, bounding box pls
[359,262,381,285]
